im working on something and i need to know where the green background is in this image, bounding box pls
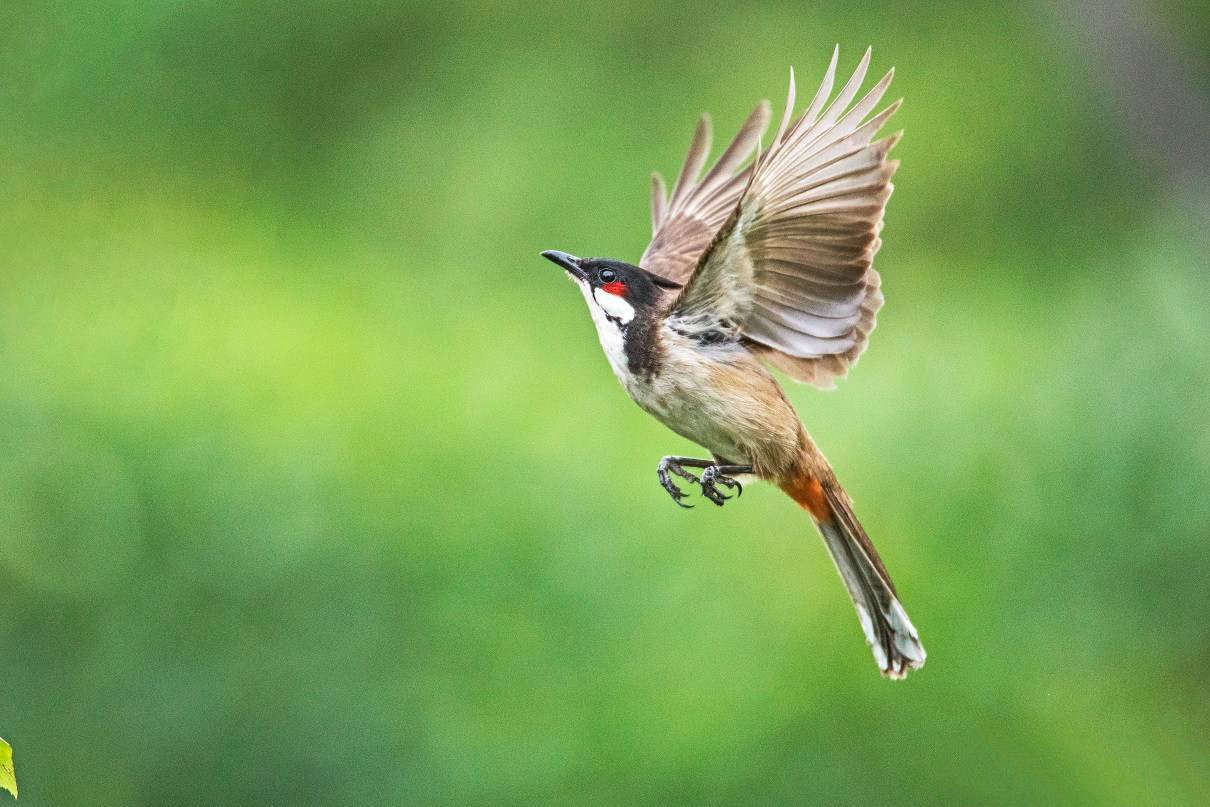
[2,1,1208,804]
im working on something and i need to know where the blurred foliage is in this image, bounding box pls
[0,737,14,799]
[1,1,1208,805]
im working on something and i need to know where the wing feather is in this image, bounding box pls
[799,46,840,133]
[640,101,772,284]
[699,103,773,192]
[650,172,668,232]
[668,116,712,212]
[671,49,902,388]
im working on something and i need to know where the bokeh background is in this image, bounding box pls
[2,1,1208,804]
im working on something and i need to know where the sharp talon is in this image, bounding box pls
[658,458,698,509]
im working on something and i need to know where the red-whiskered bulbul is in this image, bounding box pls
[541,48,924,678]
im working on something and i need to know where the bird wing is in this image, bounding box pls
[669,48,900,388]
[640,101,772,285]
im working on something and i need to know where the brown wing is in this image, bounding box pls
[639,101,771,285]
[670,48,901,389]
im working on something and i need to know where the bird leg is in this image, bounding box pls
[656,456,713,508]
[700,465,752,506]
[657,458,753,508]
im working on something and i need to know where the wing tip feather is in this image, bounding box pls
[650,172,669,230]
[881,128,905,153]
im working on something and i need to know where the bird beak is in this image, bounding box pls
[540,250,587,281]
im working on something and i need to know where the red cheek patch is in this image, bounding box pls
[601,281,628,296]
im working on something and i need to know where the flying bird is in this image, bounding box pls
[541,47,925,679]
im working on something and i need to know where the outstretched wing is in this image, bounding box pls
[670,48,900,389]
[640,101,771,285]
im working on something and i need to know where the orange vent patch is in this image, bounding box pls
[782,475,831,522]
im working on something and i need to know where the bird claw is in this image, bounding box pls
[657,458,699,508]
[701,466,742,507]
[657,458,747,508]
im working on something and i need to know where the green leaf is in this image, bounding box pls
[0,737,15,799]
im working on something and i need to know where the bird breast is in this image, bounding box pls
[625,326,806,477]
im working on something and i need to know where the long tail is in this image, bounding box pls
[782,472,926,679]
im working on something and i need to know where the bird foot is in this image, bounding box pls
[657,458,748,508]
[701,466,743,507]
[657,457,700,508]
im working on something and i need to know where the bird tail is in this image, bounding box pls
[781,472,926,679]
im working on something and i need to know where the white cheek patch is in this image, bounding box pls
[593,287,636,324]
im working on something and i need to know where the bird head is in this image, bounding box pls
[540,250,681,329]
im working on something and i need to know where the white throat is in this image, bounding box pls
[578,283,634,380]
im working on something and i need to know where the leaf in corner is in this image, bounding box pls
[0,737,15,799]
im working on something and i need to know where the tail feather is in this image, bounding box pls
[783,474,926,679]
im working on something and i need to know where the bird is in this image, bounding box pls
[540,47,925,679]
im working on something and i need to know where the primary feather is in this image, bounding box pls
[641,101,772,284]
[650,48,901,389]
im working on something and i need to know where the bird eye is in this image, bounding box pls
[598,268,617,284]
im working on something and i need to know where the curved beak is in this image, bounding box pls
[540,250,587,281]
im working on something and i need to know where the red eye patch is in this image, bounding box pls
[601,281,628,296]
